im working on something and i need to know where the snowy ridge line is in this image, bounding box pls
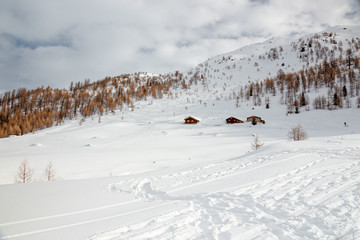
[127,146,357,200]
[228,156,332,194]
[110,151,309,200]
[162,145,358,191]
[131,152,329,202]
[167,153,307,194]
[0,198,141,227]
[0,201,178,240]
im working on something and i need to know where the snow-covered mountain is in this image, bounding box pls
[196,25,359,83]
[0,26,359,240]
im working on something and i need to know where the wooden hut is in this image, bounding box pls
[226,117,244,124]
[247,115,264,124]
[184,116,199,124]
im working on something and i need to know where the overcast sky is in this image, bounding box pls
[0,0,359,92]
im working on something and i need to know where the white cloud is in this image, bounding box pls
[0,0,359,91]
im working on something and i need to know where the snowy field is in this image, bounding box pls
[1,25,360,239]
[0,98,359,240]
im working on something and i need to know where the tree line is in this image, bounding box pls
[229,50,360,112]
[0,71,198,138]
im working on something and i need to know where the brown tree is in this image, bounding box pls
[15,159,33,183]
[288,124,308,141]
[44,161,56,181]
[251,136,264,150]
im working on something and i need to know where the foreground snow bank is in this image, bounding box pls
[0,134,359,240]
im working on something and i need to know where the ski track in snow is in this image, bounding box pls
[1,145,359,240]
[90,146,360,240]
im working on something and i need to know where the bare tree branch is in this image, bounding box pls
[15,159,33,183]
[44,161,56,181]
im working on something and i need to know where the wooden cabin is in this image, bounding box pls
[247,115,264,124]
[184,116,199,124]
[226,117,244,124]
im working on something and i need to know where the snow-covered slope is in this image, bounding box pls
[194,25,360,86]
[0,26,360,240]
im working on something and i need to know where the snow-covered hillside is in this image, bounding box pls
[195,25,360,86]
[0,26,360,239]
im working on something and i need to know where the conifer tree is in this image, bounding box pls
[333,93,340,106]
[343,86,347,97]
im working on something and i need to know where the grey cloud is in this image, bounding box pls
[345,0,360,20]
[249,0,269,4]
[176,40,195,48]
[139,47,156,54]
[1,33,72,50]
[217,35,239,40]
[0,0,359,92]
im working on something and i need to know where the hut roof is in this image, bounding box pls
[184,116,199,121]
[227,116,240,120]
[247,115,262,119]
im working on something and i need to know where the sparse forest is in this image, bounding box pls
[198,31,360,113]
[0,71,202,138]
